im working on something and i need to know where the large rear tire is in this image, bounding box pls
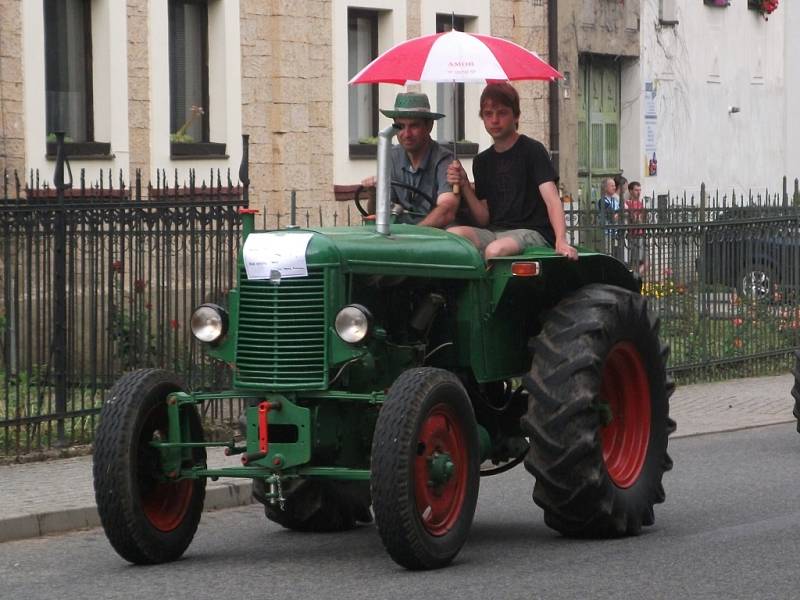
[93,369,206,564]
[254,479,372,532]
[371,368,479,570]
[522,284,675,537]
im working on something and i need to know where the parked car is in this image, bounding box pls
[700,206,800,300]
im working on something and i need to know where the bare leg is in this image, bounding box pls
[484,237,522,259]
[447,226,482,249]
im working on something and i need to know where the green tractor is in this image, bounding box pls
[93,128,675,570]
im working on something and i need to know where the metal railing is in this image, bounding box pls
[2,160,799,456]
[565,180,800,384]
[0,139,246,456]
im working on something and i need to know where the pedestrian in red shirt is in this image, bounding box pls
[625,181,647,277]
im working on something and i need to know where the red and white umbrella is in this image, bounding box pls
[348,30,562,85]
[349,29,561,177]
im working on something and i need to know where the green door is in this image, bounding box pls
[577,55,621,212]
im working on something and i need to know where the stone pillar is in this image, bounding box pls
[407,0,421,39]
[241,0,333,228]
[0,0,25,178]
[127,0,150,183]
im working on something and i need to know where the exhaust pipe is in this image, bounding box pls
[375,124,399,235]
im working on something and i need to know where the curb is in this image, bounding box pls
[0,480,253,544]
[2,415,796,544]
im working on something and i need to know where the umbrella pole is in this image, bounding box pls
[450,11,460,196]
[452,79,460,195]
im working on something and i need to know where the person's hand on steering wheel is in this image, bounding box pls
[354,180,433,219]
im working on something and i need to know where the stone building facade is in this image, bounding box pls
[0,0,24,177]
[553,0,641,207]
[0,0,555,225]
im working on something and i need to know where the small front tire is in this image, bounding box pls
[93,369,206,564]
[371,368,479,570]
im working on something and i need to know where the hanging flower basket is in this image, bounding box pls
[748,0,779,19]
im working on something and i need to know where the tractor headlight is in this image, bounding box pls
[335,304,371,344]
[190,303,228,344]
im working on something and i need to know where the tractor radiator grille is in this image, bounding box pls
[235,268,327,388]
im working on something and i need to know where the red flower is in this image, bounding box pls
[732,317,744,327]
[111,260,123,274]
[169,319,179,330]
[758,0,778,18]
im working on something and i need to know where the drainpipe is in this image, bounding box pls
[547,0,560,177]
[375,123,399,235]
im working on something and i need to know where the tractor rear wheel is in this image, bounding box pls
[93,369,206,564]
[254,479,372,532]
[522,284,675,537]
[792,350,800,433]
[371,368,479,570]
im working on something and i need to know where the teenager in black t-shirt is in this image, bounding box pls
[446,83,578,261]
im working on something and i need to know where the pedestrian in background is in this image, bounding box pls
[614,174,628,204]
[597,178,622,260]
[625,181,647,277]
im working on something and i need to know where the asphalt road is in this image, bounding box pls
[2,423,799,600]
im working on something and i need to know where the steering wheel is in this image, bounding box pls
[354,180,434,219]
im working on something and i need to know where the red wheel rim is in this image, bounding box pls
[142,479,194,532]
[138,404,194,532]
[600,342,651,488]
[413,403,468,537]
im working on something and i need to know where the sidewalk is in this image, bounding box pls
[0,373,795,543]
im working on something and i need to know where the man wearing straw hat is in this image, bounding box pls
[361,92,459,227]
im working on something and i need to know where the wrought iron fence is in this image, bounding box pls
[565,180,800,384]
[0,166,244,457]
[2,160,799,457]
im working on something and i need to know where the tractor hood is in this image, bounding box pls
[300,225,487,279]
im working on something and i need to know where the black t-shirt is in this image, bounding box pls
[473,134,558,244]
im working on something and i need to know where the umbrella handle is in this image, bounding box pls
[453,183,460,195]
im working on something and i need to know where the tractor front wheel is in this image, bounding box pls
[93,369,206,564]
[371,368,479,570]
[522,284,675,537]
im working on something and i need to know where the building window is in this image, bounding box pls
[44,0,93,143]
[348,9,379,154]
[169,0,209,144]
[436,14,465,145]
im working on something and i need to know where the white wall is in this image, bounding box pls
[638,0,787,197]
[619,58,642,188]
[786,0,800,182]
